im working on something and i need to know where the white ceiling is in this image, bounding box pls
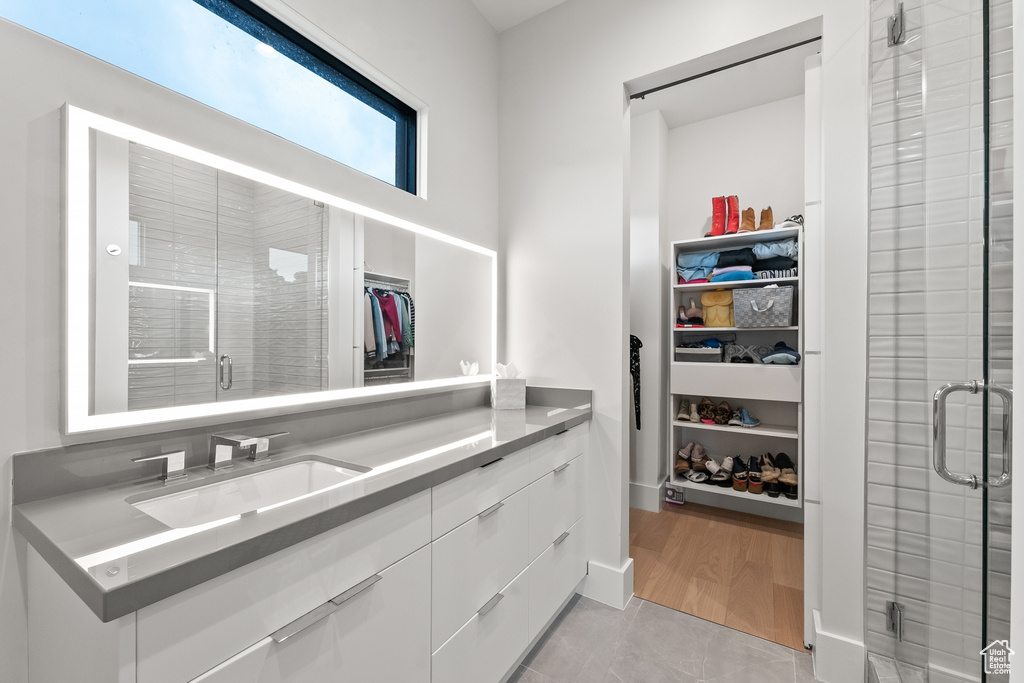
[630,39,821,129]
[470,0,569,32]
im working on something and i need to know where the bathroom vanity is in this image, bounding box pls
[16,403,590,683]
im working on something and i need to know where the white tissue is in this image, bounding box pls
[459,360,479,376]
[495,362,521,379]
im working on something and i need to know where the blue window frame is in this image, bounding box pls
[1,0,418,192]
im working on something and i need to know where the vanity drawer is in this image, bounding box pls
[528,453,585,562]
[528,517,587,642]
[431,565,529,683]
[528,423,586,481]
[431,445,530,540]
[431,485,529,651]
[137,490,430,683]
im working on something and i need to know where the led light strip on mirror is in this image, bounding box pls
[64,104,497,435]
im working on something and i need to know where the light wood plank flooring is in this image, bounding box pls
[629,502,806,652]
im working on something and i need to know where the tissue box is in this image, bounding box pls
[492,377,526,410]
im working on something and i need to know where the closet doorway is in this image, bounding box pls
[625,23,821,652]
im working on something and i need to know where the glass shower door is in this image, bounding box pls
[867,0,1013,681]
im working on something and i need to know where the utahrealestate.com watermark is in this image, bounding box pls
[981,640,1014,675]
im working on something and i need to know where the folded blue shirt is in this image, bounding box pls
[709,271,757,282]
[753,238,798,260]
[676,251,719,282]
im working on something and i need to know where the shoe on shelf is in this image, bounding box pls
[731,456,748,492]
[761,342,801,365]
[728,410,743,427]
[756,206,774,231]
[676,399,691,421]
[710,456,734,487]
[697,397,716,424]
[684,298,702,320]
[685,470,708,484]
[690,443,710,471]
[739,408,760,428]
[726,195,740,234]
[760,453,781,497]
[747,455,763,494]
[674,442,694,473]
[713,400,732,425]
[689,403,700,423]
[705,196,726,237]
[738,207,756,232]
[775,452,798,500]
[775,214,803,229]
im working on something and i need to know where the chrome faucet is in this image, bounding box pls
[133,451,188,484]
[208,432,289,470]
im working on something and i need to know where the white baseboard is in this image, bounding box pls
[813,609,866,683]
[628,479,664,512]
[582,557,634,610]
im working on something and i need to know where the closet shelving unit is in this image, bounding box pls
[363,272,414,386]
[667,226,804,512]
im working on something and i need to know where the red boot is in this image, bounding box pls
[706,196,726,237]
[726,195,739,233]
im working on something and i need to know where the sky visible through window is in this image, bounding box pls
[1,0,398,184]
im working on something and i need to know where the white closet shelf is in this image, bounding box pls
[671,226,800,252]
[668,475,802,508]
[673,326,798,333]
[671,420,798,440]
[673,277,798,292]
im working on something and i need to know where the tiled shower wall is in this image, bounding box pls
[866,0,1012,680]
[127,144,326,409]
[127,145,254,409]
[252,186,327,397]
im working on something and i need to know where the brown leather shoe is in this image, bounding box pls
[757,206,774,231]
[738,207,756,232]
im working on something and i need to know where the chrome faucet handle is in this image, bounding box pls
[249,432,289,461]
[208,434,259,470]
[133,451,187,484]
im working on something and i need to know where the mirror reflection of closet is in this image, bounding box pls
[360,219,416,386]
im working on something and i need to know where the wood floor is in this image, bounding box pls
[629,502,806,652]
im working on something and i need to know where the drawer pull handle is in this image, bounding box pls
[554,531,570,546]
[553,462,570,473]
[330,573,382,607]
[555,429,569,436]
[481,457,504,469]
[478,592,504,617]
[479,501,504,518]
[270,601,337,644]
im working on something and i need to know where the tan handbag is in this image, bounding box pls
[700,290,734,327]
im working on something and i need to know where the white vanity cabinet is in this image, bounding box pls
[26,421,591,683]
[193,544,431,683]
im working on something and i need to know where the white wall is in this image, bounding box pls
[0,1,498,679]
[500,0,870,679]
[667,95,805,242]
[628,110,668,512]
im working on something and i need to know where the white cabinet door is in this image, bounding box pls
[431,447,530,540]
[431,486,529,651]
[528,453,585,562]
[192,545,431,683]
[528,517,587,642]
[431,566,529,683]
[330,544,431,682]
[191,627,334,683]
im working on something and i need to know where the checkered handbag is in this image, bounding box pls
[733,286,794,328]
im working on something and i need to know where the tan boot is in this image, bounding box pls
[738,207,756,232]
[757,206,774,231]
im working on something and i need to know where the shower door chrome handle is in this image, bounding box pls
[933,380,1012,489]
[219,354,233,390]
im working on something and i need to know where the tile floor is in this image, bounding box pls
[508,594,817,683]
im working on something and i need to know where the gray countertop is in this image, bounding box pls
[15,402,591,622]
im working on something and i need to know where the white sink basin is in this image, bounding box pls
[132,460,366,529]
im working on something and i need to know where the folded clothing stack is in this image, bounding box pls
[752,238,798,279]
[710,265,756,282]
[676,251,719,283]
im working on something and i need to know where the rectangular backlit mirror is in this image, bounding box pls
[64,106,495,435]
